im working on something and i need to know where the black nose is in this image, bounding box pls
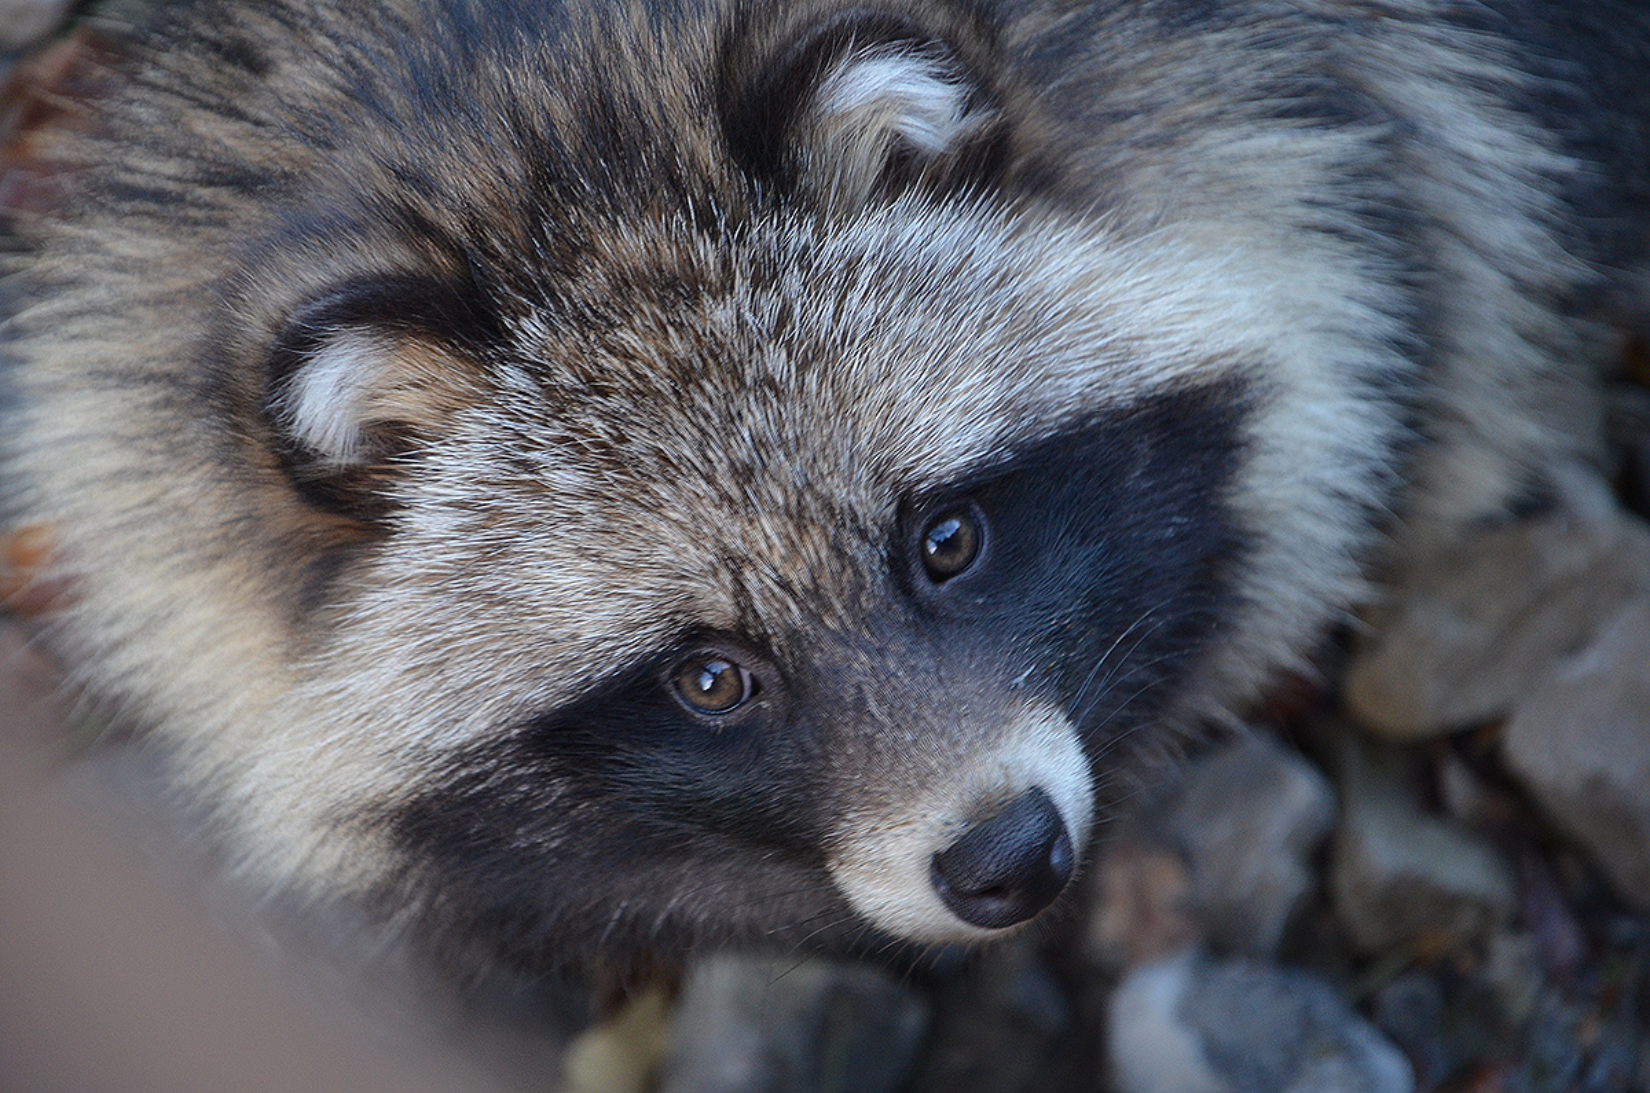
[930,787,1075,929]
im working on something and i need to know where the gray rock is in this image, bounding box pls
[1503,594,1650,911]
[1085,830,1201,970]
[1107,950,1413,1093]
[1345,469,1650,740]
[1368,935,1544,1091]
[658,954,928,1093]
[1168,736,1338,957]
[910,939,1074,1093]
[1086,735,1337,967]
[0,0,71,51]
[1369,972,1453,1089]
[1328,729,1517,953]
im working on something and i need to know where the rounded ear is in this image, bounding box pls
[721,9,1002,210]
[264,277,493,516]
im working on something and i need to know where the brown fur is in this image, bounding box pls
[2,0,1644,967]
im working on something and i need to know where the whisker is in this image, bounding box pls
[1068,605,1167,714]
[1075,647,1179,730]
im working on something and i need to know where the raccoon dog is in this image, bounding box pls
[2,0,1647,973]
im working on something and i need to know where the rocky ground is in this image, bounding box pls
[4,3,1650,1091]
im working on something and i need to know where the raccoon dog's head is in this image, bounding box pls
[20,0,1401,969]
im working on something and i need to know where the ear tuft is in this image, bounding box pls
[271,329,470,468]
[723,10,1000,209]
[263,277,492,516]
[804,42,986,201]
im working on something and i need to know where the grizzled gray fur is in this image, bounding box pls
[2,0,1646,973]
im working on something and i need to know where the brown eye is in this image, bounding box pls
[673,656,756,714]
[920,507,983,582]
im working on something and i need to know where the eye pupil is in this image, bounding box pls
[674,656,754,714]
[921,508,982,581]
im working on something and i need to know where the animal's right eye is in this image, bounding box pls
[919,506,985,583]
[672,655,757,715]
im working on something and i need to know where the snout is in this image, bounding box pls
[825,704,1094,944]
[930,787,1075,928]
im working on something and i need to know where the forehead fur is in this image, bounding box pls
[496,198,1256,494]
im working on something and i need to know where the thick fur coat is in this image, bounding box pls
[3,0,1647,971]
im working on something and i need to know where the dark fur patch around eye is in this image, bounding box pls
[380,645,839,963]
[899,379,1254,734]
[391,637,824,857]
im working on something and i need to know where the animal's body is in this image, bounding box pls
[2,0,1646,972]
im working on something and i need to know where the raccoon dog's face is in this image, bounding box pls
[261,10,1251,964]
[296,210,1245,958]
[17,0,1403,969]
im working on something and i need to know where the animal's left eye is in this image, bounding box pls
[672,655,757,714]
[919,506,984,582]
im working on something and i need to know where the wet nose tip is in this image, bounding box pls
[930,787,1075,930]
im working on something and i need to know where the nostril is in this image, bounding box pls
[931,787,1075,930]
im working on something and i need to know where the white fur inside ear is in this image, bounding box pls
[813,46,980,157]
[276,330,472,466]
[281,330,397,465]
